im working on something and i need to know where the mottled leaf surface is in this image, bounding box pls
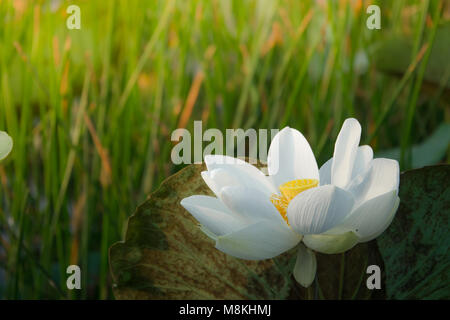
[109,161,384,299]
[377,165,450,299]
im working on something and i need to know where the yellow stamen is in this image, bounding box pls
[270,193,289,222]
[279,179,319,201]
[270,179,319,224]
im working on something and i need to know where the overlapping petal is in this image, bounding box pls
[204,155,276,196]
[331,118,361,188]
[343,191,399,242]
[346,158,399,205]
[220,187,287,226]
[180,195,246,237]
[319,157,333,186]
[267,127,319,187]
[287,185,354,235]
[201,169,240,196]
[357,196,399,242]
[319,145,373,187]
[324,189,399,240]
[204,154,248,171]
[220,186,287,225]
[351,145,373,180]
[215,220,301,260]
[302,231,358,254]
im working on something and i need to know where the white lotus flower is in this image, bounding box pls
[0,131,13,161]
[181,118,399,287]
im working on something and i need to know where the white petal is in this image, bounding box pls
[204,154,248,170]
[293,244,317,287]
[320,145,372,187]
[347,158,399,204]
[331,118,361,188]
[326,190,399,241]
[319,157,333,186]
[201,171,219,195]
[267,127,319,187]
[366,158,400,198]
[351,145,373,180]
[180,195,246,237]
[205,156,277,197]
[215,220,301,260]
[220,186,287,225]
[303,232,358,254]
[287,185,354,235]
[358,196,399,242]
[348,191,400,242]
[208,168,240,192]
[0,131,13,161]
[199,225,220,240]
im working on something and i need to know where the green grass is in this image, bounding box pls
[0,0,448,299]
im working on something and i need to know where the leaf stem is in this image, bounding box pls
[338,252,345,299]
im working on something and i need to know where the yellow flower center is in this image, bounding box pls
[270,179,319,224]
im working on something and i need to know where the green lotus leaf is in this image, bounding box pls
[377,164,450,299]
[109,161,384,300]
[375,23,450,89]
[376,123,450,169]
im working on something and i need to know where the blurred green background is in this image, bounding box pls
[0,0,449,299]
